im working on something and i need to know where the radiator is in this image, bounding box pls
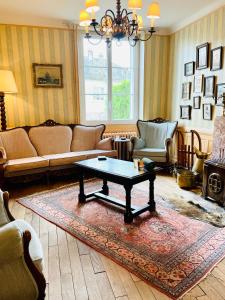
[103,131,137,139]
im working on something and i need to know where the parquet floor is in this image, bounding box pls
[8,174,225,300]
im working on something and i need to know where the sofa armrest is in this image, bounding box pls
[164,138,174,163]
[0,147,7,164]
[131,137,145,150]
[0,190,14,227]
[96,138,113,150]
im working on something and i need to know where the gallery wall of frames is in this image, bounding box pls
[180,42,224,121]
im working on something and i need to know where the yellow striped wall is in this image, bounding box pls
[143,35,170,120]
[0,24,79,128]
[168,6,225,134]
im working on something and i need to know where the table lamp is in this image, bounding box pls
[0,70,18,131]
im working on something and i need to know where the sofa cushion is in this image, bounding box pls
[138,121,177,149]
[43,152,88,167]
[0,129,37,160]
[4,157,49,173]
[29,126,72,156]
[80,149,118,159]
[71,125,105,151]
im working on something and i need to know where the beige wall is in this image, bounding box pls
[0,24,79,128]
[143,35,170,120]
[167,6,225,136]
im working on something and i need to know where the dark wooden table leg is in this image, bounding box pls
[102,179,109,195]
[148,177,156,212]
[78,172,86,203]
[124,184,133,223]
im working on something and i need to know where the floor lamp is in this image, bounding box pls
[0,70,18,131]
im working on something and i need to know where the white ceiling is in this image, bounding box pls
[0,0,225,33]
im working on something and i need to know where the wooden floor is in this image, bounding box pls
[8,174,225,300]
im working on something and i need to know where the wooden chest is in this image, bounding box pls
[203,159,225,206]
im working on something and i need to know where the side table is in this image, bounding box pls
[114,138,131,161]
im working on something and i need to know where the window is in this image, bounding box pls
[79,36,139,124]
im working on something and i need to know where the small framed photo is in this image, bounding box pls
[203,103,212,120]
[216,83,225,106]
[182,82,191,100]
[210,46,223,71]
[204,76,215,98]
[184,62,195,76]
[196,43,209,70]
[33,63,63,88]
[193,74,203,93]
[180,105,191,120]
[193,96,201,109]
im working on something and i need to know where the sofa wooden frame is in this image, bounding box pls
[0,119,113,188]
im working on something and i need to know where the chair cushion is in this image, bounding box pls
[4,157,49,173]
[29,126,72,156]
[13,219,43,273]
[43,152,88,167]
[133,148,167,157]
[71,125,105,151]
[137,121,177,149]
[80,149,118,159]
[0,129,37,160]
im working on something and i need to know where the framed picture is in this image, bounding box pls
[196,43,209,70]
[33,63,63,88]
[193,74,203,93]
[216,83,225,106]
[182,82,191,100]
[210,46,223,71]
[184,62,195,76]
[204,76,215,98]
[193,96,201,109]
[180,105,191,120]
[203,103,212,120]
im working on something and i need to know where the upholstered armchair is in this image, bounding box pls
[0,190,46,300]
[131,119,178,165]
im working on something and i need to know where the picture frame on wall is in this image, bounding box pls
[216,83,225,106]
[184,62,195,76]
[204,76,215,98]
[193,96,201,109]
[182,82,191,100]
[33,63,63,88]
[193,74,203,93]
[180,105,191,120]
[210,46,223,71]
[196,43,209,70]
[203,103,212,120]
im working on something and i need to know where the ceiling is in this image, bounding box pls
[0,0,225,33]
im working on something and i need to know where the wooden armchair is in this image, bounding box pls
[0,191,46,300]
[130,118,178,165]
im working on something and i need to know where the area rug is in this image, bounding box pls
[17,180,225,299]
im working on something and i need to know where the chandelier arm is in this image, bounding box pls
[105,9,116,19]
[139,32,153,42]
[86,36,103,45]
[92,24,106,37]
[128,36,138,47]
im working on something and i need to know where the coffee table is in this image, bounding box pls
[75,158,157,223]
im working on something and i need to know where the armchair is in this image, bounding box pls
[0,190,46,300]
[131,118,178,165]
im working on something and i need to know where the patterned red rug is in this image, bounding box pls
[17,180,225,299]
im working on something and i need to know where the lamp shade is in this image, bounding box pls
[0,70,18,94]
[128,0,142,10]
[79,10,91,27]
[147,2,160,18]
[86,0,100,13]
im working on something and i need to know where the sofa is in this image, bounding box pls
[131,118,178,165]
[0,190,46,299]
[0,120,117,187]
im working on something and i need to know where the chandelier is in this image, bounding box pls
[79,0,160,47]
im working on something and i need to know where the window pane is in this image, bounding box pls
[112,94,134,120]
[112,41,131,68]
[84,66,108,94]
[85,95,108,121]
[112,68,131,94]
[83,38,107,67]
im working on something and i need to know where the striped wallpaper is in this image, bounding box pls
[143,35,170,120]
[0,24,79,128]
[167,6,225,133]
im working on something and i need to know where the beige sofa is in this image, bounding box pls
[0,121,117,186]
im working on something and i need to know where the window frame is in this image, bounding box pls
[78,33,140,125]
